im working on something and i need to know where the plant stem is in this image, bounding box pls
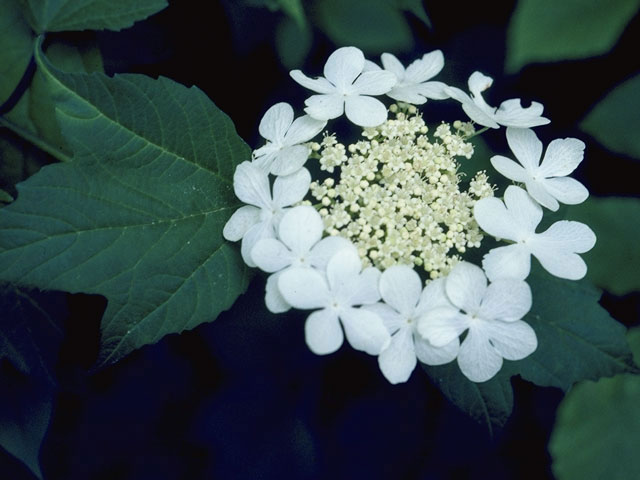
[466,126,490,139]
[0,116,72,163]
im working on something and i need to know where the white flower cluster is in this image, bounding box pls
[223,46,596,385]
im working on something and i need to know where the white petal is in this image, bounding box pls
[258,102,293,142]
[278,205,323,256]
[305,309,344,355]
[477,279,532,322]
[413,334,459,366]
[241,220,274,268]
[326,248,362,294]
[340,307,390,355]
[541,177,589,206]
[270,145,310,176]
[265,271,291,313]
[380,52,406,79]
[304,94,345,121]
[233,161,272,208]
[457,326,503,382]
[503,185,543,235]
[387,85,428,105]
[412,81,449,100]
[444,86,499,128]
[494,99,550,128]
[222,205,261,241]
[283,115,326,146]
[490,155,529,182]
[378,327,416,384]
[363,59,382,72]
[308,236,356,270]
[538,137,585,177]
[474,197,518,240]
[251,238,292,272]
[482,244,531,281]
[379,265,422,317]
[468,71,493,97]
[362,302,403,333]
[417,307,468,347]
[344,95,388,127]
[505,127,542,173]
[278,267,331,309]
[404,50,444,83]
[252,150,277,173]
[445,261,487,314]
[415,277,452,317]
[272,167,311,207]
[346,267,382,306]
[482,320,537,361]
[525,178,560,211]
[324,46,364,91]
[351,70,397,96]
[289,70,335,94]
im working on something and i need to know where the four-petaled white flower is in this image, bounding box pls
[365,51,449,105]
[290,46,397,127]
[253,102,326,176]
[222,161,310,267]
[418,262,537,383]
[278,249,390,356]
[474,185,596,281]
[364,265,459,384]
[491,128,589,211]
[251,205,354,313]
[445,72,550,129]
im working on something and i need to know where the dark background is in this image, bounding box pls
[2,0,639,478]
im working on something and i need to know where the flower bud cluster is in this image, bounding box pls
[310,108,494,278]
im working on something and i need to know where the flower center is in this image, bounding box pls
[310,108,494,279]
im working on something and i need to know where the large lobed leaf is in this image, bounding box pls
[580,74,640,160]
[506,0,640,72]
[20,0,168,33]
[0,0,35,106]
[423,271,635,429]
[0,45,252,366]
[549,328,640,480]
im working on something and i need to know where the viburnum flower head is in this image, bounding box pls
[445,72,550,129]
[365,50,449,104]
[474,185,596,281]
[278,248,390,356]
[251,205,354,313]
[252,102,326,176]
[491,128,588,211]
[222,162,310,267]
[364,266,460,384]
[290,46,396,127]
[418,262,537,383]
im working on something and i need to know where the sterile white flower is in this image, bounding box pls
[366,51,449,104]
[253,102,326,176]
[445,72,550,129]
[290,46,396,127]
[418,262,537,383]
[490,128,588,211]
[251,205,354,313]
[222,161,311,267]
[363,266,459,384]
[278,249,390,355]
[474,185,596,281]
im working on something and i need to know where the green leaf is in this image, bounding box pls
[316,0,413,54]
[506,0,640,72]
[395,0,431,28]
[569,197,640,295]
[0,0,35,105]
[423,271,634,429]
[580,74,640,159]
[422,361,513,433]
[0,46,252,367]
[276,0,306,29]
[19,0,168,33]
[275,15,312,70]
[0,371,53,480]
[549,328,640,480]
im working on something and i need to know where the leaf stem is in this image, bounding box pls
[0,116,72,163]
